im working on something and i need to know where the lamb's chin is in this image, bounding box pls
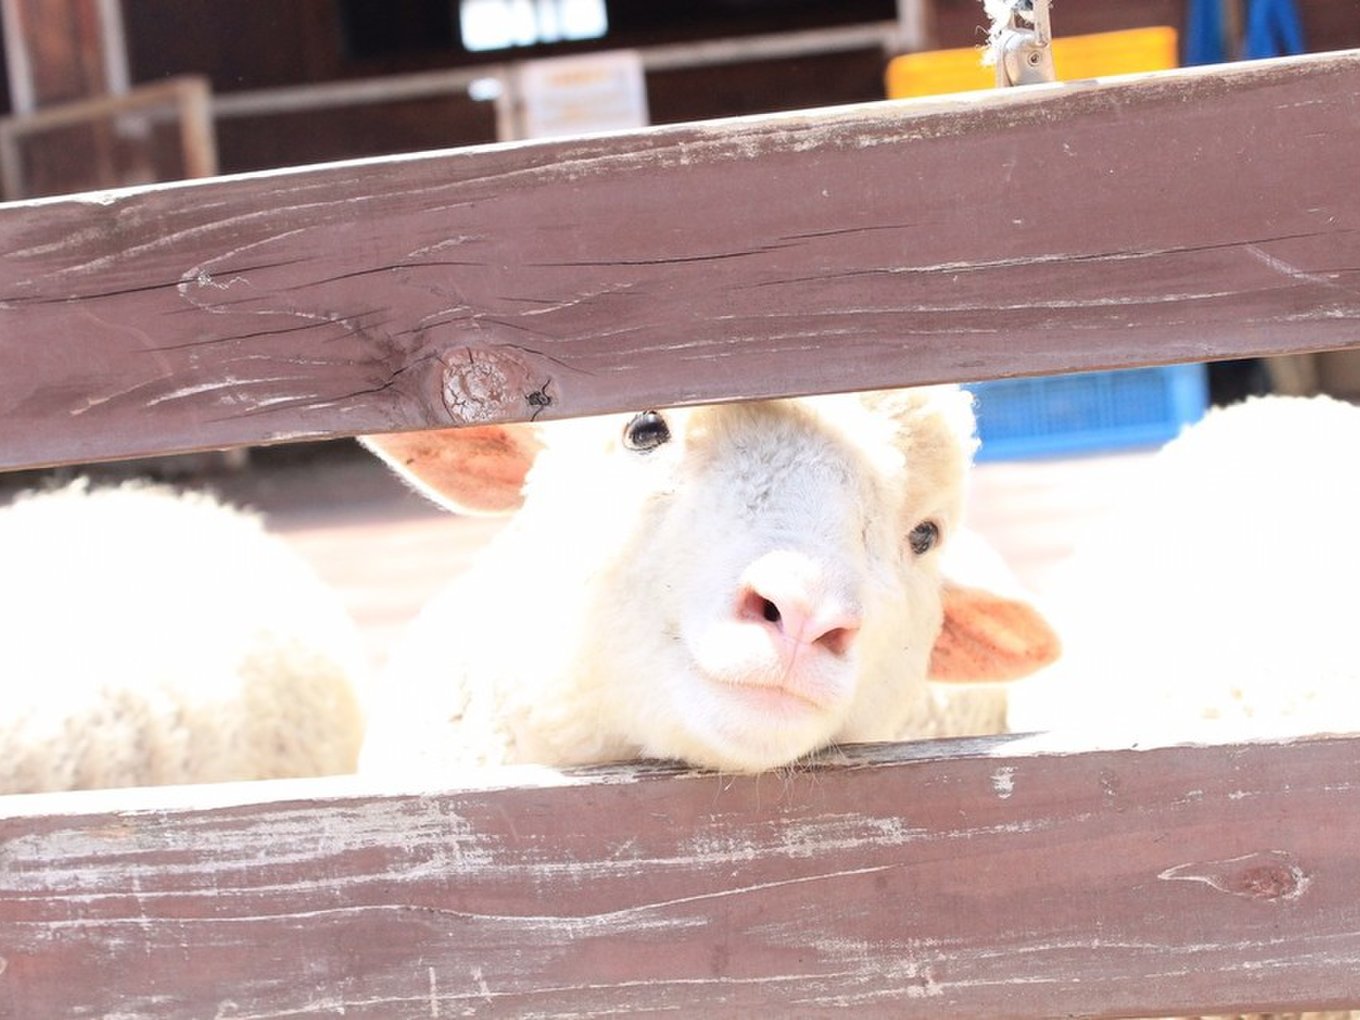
[658,671,847,773]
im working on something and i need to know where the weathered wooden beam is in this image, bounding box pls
[2,733,1359,1018]
[1,49,1359,471]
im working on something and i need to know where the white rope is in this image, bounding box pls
[982,0,1057,85]
[982,0,1031,66]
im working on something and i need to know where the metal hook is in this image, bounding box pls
[994,0,1058,87]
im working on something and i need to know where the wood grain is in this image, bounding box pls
[1,50,1359,470]
[2,734,1360,1018]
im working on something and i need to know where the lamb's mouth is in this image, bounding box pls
[710,677,829,715]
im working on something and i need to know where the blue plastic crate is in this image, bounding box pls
[966,364,1210,461]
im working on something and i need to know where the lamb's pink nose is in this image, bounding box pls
[736,554,861,657]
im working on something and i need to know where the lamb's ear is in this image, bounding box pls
[361,425,542,515]
[928,583,1061,683]
[926,527,1061,683]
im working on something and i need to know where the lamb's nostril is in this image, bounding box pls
[815,624,858,658]
[738,588,782,629]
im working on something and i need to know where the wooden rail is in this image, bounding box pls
[1,50,1358,471]
[2,47,1360,1019]
[4,735,1360,1018]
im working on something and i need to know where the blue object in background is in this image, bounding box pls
[967,365,1211,462]
[1185,0,1306,64]
[1242,0,1307,58]
[1185,0,1229,64]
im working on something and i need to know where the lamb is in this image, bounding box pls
[1007,394,1360,745]
[359,387,1059,775]
[0,480,366,794]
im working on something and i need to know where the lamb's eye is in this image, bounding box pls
[623,411,670,452]
[908,520,940,556]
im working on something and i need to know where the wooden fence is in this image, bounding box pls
[2,48,1360,1017]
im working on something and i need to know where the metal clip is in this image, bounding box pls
[994,0,1058,87]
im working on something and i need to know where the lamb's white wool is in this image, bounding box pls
[362,388,1057,775]
[0,481,366,794]
[1008,395,1360,743]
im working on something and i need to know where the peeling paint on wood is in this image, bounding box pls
[3,735,1360,1018]
[1,51,1359,469]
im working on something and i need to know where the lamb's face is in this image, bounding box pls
[520,390,974,772]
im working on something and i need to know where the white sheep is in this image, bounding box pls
[360,388,1059,775]
[1008,394,1360,1020]
[1007,394,1360,745]
[0,480,367,794]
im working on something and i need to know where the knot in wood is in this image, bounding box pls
[439,346,537,425]
[1227,861,1307,902]
[1158,850,1311,904]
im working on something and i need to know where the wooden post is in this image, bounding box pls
[0,75,217,196]
[0,0,141,196]
[896,0,932,51]
[0,0,125,111]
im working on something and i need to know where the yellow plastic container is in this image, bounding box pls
[885,26,1179,99]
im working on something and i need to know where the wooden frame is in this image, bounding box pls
[2,49,1360,1018]
[0,74,217,199]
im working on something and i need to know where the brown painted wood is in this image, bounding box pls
[214,92,498,176]
[2,734,1360,1018]
[2,0,112,108]
[647,47,888,125]
[1301,0,1360,53]
[124,0,343,93]
[2,50,1359,470]
[0,76,218,198]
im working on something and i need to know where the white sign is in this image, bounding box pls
[460,0,608,52]
[516,50,649,140]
